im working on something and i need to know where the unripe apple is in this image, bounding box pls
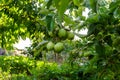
[46,42,54,50]
[48,31,54,37]
[58,29,67,38]
[67,31,74,40]
[54,42,64,52]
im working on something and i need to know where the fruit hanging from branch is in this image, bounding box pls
[58,29,67,38]
[54,42,64,53]
[46,42,55,50]
[67,31,74,40]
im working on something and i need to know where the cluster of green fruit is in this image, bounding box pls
[46,42,64,52]
[46,29,75,52]
[58,29,74,40]
[48,29,75,40]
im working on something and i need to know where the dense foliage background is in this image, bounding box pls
[0,0,120,80]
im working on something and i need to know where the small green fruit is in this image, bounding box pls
[46,42,54,50]
[67,32,74,40]
[58,29,67,38]
[48,31,53,37]
[54,42,64,52]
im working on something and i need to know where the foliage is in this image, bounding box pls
[0,0,120,80]
[0,56,35,74]
[0,56,80,80]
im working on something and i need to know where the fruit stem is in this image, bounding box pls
[54,52,57,63]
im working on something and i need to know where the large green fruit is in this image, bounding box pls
[54,42,64,52]
[58,29,67,38]
[67,32,74,40]
[46,42,54,50]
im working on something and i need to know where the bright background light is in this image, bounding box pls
[13,38,32,50]
[13,29,88,49]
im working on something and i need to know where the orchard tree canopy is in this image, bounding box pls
[0,0,119,49]
[0,0,120,79]
[0,0,87,49]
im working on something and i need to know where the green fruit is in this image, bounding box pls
[58,29,67,38]
[54,42,64,52]
[46,42,54,50]
[67,32,74,40]
[48,31,53,37]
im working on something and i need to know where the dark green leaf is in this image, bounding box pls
[47,0,53,9]
[104,35,112,46]
[87,24,96,36]
[50,17,55,31]
[88,0,97,12]
[46,15,55,31]
[95,42,105,56]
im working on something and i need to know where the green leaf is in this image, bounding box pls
[39,9,49,15]
[95,42,105,56]
[21,35,26,40]
[53,0,60,10]
[73,0,80,6]
[50,17,55,31]
[109,1,120,13]
[46,15,52,30]
[113,7,120,19]
[87,13,99,23]
[87,24,96,36]
[46,15,55,31]
[98,6,109,17]
[47,0,53,9]
[103,35,112,46]
[58,0,70,19]
[78,7,84,16]
[64,15,74,26]
[89,0,97,12]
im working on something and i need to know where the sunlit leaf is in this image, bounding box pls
[58,0,70,19]
[53,0,60,10]
[73,0,80,6]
